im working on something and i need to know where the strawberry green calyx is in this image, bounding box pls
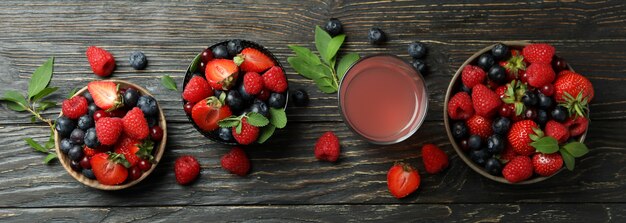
[135,140,155,162]
[206,96,224,109]
[107,152,131,168]
[233,55,245,66]
[501,80,527,116]
[561,91,589,118]
[503,54,526,78]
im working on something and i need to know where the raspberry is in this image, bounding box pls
[221,147,250,176]
[314,131,340,162]
[174,155,200,185]
[62,96,89,119]
[421,144,449,174]
[262,66,288,93]
[95,117,123,146]
[243,72,263,95]
[461,65,486,89]
[86,46,116,77]
[447,92,474,120]
[231,118,259,145]
[472,84,502,117]
[122,107,149,140]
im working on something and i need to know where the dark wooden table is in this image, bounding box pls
[1,1,625,222]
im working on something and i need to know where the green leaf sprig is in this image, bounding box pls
[529,127,589,171]
[287,26,360,93]
[218,108,287,144]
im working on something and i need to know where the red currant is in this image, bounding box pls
[150,126,164,141]
[93,110,108,122]
[129,166,142,181]
[552,56,567,71]
[200,48,213,63]
[499,105,512,118]
[183,102,194,114]
[79,156,91,169]
[138,159,152,171]
[107,109,127,118]
[540,84,555,97]
[520,72,529,83]
[460,139,469,151]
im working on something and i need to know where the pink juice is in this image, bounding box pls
[339,55,428,144]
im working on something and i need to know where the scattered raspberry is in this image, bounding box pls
[314,131,341,162]
[95,117,123,146]
[86,46,116,77]
[243,72,263,95]
[221,147,250,176]
[62,96,89,119]
[174,155,200,185]
[421,144,449,174]
[122,107,149,140]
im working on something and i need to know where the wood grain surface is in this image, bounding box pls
[0,0,625,222]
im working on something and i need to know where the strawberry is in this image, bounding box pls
[191,96,232,132]
[87,81,122,111]
[554,71,594,117]
[95,117,123,146]
[461,65,486,89]
[205,59,239,90]
[174,155,200,185]
[314,131,341,162]
[499,144,517,163]
[182,76,213,103]
[234,48,275,73]
[90,152,129,185]
[532,153,563,177]
[472,84,502,117]
[525,63,555,88]
[507,120,539,156]
[421,144,449,174]
[231,117,259,145]
[62,96,89,119]
[121,107,149,140]
[466,115,493,140]
[387,162,420,199]
[86,46,116,77]
[447,92,474,120]
[502,156,533,183]
[545,120,570,144]
[262,66,288,93]
[83,146,99,157]
[563,116,589,137]
[243,72,263,95]
[221,147,250,176]
[499,49,526,80]
[114,135,141,167]
[522,43,555,64]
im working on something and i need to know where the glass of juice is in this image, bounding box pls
[338,54,428,144]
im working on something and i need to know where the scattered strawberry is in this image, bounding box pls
[532,153,563,176]
[421,144,449,174]
[62,96,89,119]
[522,43,555,64]
[262,66,288,93]
[221,147,250,176]
[554,71,594,117]
[87,81,122,111]
[95,117,123,146]
[182,75,213,103]
[387,162,420,199]
[447,92,474,120]
[525,63,555,88]
[191,96,232,132]
[231,117,259,145]
[234,48,275,73]
[90,152,129,185]
[86,46,116,77]
[502,156,533,183]
[314,131,341,162]
[243,72,263,95]
[121,107,149,140]
[563,116,589,137]
[461,65,486,89]
[507,120,538,156]
[545,120,570,144]
[466,115,493,140]
[174,155,200,185]
[472,84,502,117]
[205,59,239,90]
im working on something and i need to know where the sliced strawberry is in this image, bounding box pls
[191,96,232,132]
[87,81,122,111]
[234,48,275,73]
[90,152,129,185]
[387,162,420,199]
[205,59,239,90]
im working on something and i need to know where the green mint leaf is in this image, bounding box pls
[287,57,325,80]
[24,138,48,153]
[314,77,337,93]
[288,45,321,65]
[562,142,589,158]
[28,57,54,99]
[161,75,178,91]
[257,124,276,144]
[269,108,287,128]
[37,101,56,112]
[325,34,346,63]
[245,112,269,127]
[67,87,79,99]
[530,136,559,154]
[560,148,575,171]
[32,87,58,102]
[336,53,360,81]
[5,101,27,111]
[314,25,332,64]
[218,118,241,128]
[189,53,202,73]
[43,153,57,164]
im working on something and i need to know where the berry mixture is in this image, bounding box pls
[447,43,593,183]
[58,80,162,185]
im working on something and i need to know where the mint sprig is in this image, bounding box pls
[529,126,590,171]
[217,109,288,144]
[161,75,178,91]
[287,26,360,94]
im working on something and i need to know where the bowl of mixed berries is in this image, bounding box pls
[55,80,166,190]
[182,40,288,145]
[444,41,594,184]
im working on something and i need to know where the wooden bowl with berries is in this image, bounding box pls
[54,80,167,190]
[444,41,593,184]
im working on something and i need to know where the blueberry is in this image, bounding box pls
[55,116,75,138]
[129,51,148,70]
[537,93,553,109]
[292,89,309,106]
[84,128,100,148]
[470,149,489,166]
[60,138,74,154]
[268,93,286,109]
[237,84,255,102]
[468,135,482,150]
[77,115,94,130]
[82,169,96,179]
[492,117,511,135]
[70,128,85,145]
[484,158,503,176]
[408,42,427,59]
[83,92,94,103]
[460,84,472,94]
[137,95,158,117]
[88,103,98,115]
[491,43,510,61]
[411,59,427,75]
[477,53,495,70]
[70,160,82,172]
[226,90,244,112]
[68,145,84,161]
[486,134,505,154]
[324,18,343,36]
[452,122,468,139]
[218,127,234,142]
[227,40,244,57]
[488,64,507,84]
[250,99,269,117]
[368,27,386,45]
[147,116,158,127]
[124,88,140,108]
[536,109,549,126]
[212,45,229,59]
[522,90,538,107]
[551,106,567,122]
